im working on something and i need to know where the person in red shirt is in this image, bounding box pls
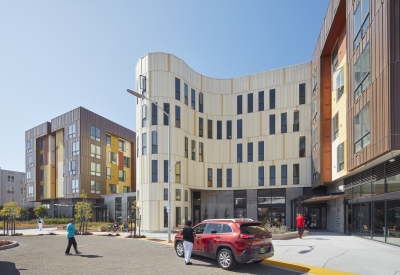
[296,213,306,239]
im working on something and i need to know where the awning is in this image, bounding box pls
[302,194,349,204]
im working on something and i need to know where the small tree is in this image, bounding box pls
[19,207,29,221]
[74,190,92,234]
[0,202,21,221]
[34,205,48,219]
[131,200,137,236]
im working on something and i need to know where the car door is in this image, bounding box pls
[192,223,206,254]
[201,223,222,257]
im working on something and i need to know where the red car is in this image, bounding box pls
[174,218,274,270]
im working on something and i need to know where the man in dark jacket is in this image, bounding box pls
[182,220,195,265]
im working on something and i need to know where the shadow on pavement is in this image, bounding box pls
[79,255,103,258]
[0,261,21,275]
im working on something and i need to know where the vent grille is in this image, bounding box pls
[372,163,385,181]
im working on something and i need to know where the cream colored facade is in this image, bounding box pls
[135,53,312,232]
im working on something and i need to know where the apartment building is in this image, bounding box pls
[0,168,27,207]
[25,107,136,221]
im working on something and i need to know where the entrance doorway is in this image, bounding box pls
[193,192,201,225]
[304,206,327,229]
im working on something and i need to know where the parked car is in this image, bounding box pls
[174,218,274,270]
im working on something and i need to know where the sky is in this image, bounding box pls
[0,0,329,172]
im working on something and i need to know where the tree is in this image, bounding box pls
[0,202,21,221]
[34,205,48,219]
[131,200,138,236]
[74,190,92,234]
[19,207,29,221]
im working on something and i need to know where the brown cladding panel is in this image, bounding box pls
[390,0,400,62]
[391,63,400,148]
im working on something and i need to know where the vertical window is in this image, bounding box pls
[199,118,203,137]
[109,152,117,164]
[175,163,181,183]
[90,126,100,141]
[208,120,213,139]
[312,69,318,93]
[26,140,31,152]
[90,162,101,176]
[40,139,45,150]
[270,166,275,186]
[90,180,101,194]
[40,169,44,181]
[217,121,222,139]
[152,160,158,182]
[142,133,147,155]
[237,95,242,114]
[28,155,33,166]
[184,137,188,158]
[118,139,126,152]
[199,92,203,113]
[191,89,195,110]
[40,185,44,196]
[313,158,319,180]
[207,168,212,187]
[123,186,130,193]
[184,83,188,105]
[176,189,181,201]
[106,167,111,179]
[332,42,338,72]
[191,140,196,160]
[164,188,168,200]
[164,207,168,228]
[234,190,247,218]
[237,119,242,139]
[227,121,232,139]
[152,103,157,125]
[72,179,79,193]
[354,0,370,49]
[72,141,79,156]
[248,142,253,162]
[259,91,264,111]
[69,160,76,175]
[91,144,101,159]
[269,89,275,109]
[299,83,306,105]
[185,207,188,221]
[106,135,111,146]
[354,103,370,153]
[336,67,344,101]
[185,190,188,201]
[269,115,275,135]
[68,124,76,138]
[217,169,222,187]
[164,160,168,182]
[163,103,170,126]
[118,170,126,181]
[136,136,139,157]
[258,166,264,186]
[337,142,344,172]
[248,93,253,113]
[333,113,339,140]
[312,129,318,152]
[354,43,370,101]
[175,106,180,128]
[299,136,306,157]
[237,143,242,163]
[293,164,299,185]
[293,110,299,132]
[176,207,181,226]
[281,112,287,133]
[175,77,180,100]
[152,131,157,154]
[199,142,204,162]
[142,105,147,127]
[40,154,44,165]
[109,184,117,193]
[124,156,130,168]
[258,141,264,161]
[312,99,317,124]
[227,169,232,187]
[281,165,287,185]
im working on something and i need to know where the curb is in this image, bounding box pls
[0,241,19,251]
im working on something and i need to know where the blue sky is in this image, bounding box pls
[0,0,329,172]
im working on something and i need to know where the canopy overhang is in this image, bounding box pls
[302,194,349,204]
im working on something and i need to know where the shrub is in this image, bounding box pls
[261,220,291,234]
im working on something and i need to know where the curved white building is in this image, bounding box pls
[135,52,312,232]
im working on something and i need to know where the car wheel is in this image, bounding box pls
[175,241,184,257]
[217,248,237,270]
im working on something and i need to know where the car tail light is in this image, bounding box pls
[239,234,255,239]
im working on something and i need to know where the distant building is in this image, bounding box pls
[0,168,27,207]
[25,107,136,221]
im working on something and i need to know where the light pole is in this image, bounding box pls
[127,88,179,243]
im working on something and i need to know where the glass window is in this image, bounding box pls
[337,143,344,172]
[176,207,181,226]
[332,42,338,72]
[336,67,344,101]
[152,160,157,182]
[109,184,117,193]
[199,92,203,113]
[152,103,158,125]
[191,89,195,110]
[106,167,111,179]
[142,105,147,127]
[227,169,232,187]
[184,83,188,105]
[312,99,317,124]
[118,139,126,152]
[387,174,400,193]
[72,141,79,156]
[259,91,264,111]
[208,120,213,139]
[69,160,76,175]
[109,152,117,164]
[227,120,232,139]
[258,166,264,186]
[164,207,168,228]
[175,163,181,183]
[90,144,101,159]
[26,140,31,152]
[191,140,196,160]
[270,166,275,186]
[163,103,170,126]
[164,188,168,200]
[258,141,264,161]
[124,156,130,168]
[118,170,126,182]
[248,93,253,113]
[293,164,299,184]
[208,168,212,187]
[353,0,370,49]
[90,126,100,141]
[106,135,111,146]
[164,160,168,183]
[142,133,147,155]
[152,131,157,154]
[237,94,243,114]
[217,169,222,187]
[199,142,204,162]
[281,112,287,133]
[299,136,306,157]
[40,154,44,165]
[269,115,275,135]
[185,190,188,201]
[313,158,319,180]
[299,83,306,105]
[237,119,242,139]
[90,180,101,194]
[176,189,181,201]
[90,162,101,176]
[312,69,318,93]
[293,110,299,132]
[281,165,287,185]
[354,43,370,101]
[184,137,188,158]
[333,113,339,140]
[175,77,180,100]
[354,103,370,153]
[237,143,242,163]
[248,142,253,162]
[69,123,76,138]
[312,128,318,152]
[234,190,247,218]
[123,186,130,193]
[40,139,45,150]
[269,89,275,109]
[175,106,180,128]
[199,118,203,137]
[217,121,222,139]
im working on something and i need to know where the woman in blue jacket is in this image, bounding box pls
[65,219,82,255]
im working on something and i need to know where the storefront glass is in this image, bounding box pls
[372,201,385,242]
[387,199,400,246]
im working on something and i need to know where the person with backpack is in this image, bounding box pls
[181,220,196,265]
[37,217,44,231]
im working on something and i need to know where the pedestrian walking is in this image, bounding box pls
[65,218,82,255]
[181,220,195,265]
[306,213,312,230]
[37,217,44,231]
[296,213,305,239]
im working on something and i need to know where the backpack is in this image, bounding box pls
[38,219,42,223]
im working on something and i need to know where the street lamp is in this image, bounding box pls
[127,88,178,243]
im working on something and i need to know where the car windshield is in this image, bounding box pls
[240,223,270,236]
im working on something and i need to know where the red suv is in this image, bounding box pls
[174,219,274,270]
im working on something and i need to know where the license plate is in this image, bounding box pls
[259,248,266,254]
